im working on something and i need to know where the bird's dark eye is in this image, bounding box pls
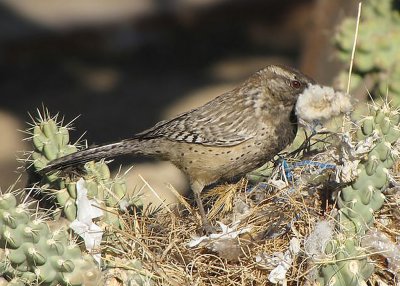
[291,80,301,89]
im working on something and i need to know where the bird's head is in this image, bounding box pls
[260,65,315,106]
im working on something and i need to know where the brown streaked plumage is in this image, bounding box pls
[39,65,315,232]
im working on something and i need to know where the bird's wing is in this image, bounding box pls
[136,92,258,146]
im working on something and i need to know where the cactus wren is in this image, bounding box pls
[40,65,315,232]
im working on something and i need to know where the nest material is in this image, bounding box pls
[101,161,332,286]
[98,129,400,286]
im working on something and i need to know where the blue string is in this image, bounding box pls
[246,160,336,192]
[282,159,293,181]
[283,159,336,181]
[291,160,336,169]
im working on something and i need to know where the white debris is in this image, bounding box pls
[343,131,380,157]
[187,221,251,248]
[362,228,400,274]
[70,178,103,264]
[268,179,287,190]
[255,252,271,264]
[335,131,380,183]
[304,220,334,260]
[335,160,360,183]
[296,84,352,127]
[260,238,301,284]
[118,199,130,212]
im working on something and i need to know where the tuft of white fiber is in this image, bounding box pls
[295,84,352,126]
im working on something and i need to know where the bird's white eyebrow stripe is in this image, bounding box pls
[267,65,299,80]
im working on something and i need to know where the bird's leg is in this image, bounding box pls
[191,181,214,234]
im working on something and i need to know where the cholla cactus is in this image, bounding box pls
[335,0,400,102]
[26,111,142,226]
[0,192,102,285]
[316,103,400,285]
[22,110,153,285]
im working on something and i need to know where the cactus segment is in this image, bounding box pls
[0,193,102,285]
[317,104,400,285]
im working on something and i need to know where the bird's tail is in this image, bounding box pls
[39,139,142,174]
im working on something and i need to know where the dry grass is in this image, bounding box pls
[99,151,340,286]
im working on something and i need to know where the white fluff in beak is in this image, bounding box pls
[295,84,353,127]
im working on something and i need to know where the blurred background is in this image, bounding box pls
[0,0,358,204]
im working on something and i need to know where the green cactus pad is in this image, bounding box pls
[0,193,103,285]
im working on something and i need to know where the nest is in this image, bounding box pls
[95,127,400,286]
[100,146,342,286]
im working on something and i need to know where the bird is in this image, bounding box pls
[39,65,315,232]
